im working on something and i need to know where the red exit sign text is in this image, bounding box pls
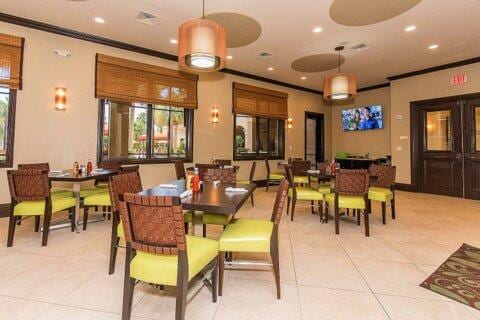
[451,74,468,86]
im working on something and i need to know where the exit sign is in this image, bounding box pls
[451,74,468,86]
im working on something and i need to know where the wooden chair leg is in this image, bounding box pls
[286,197,290,215]
[211,258,218,303]
[266,180,270,192]
[42,212,52,246]
[391,197,396,219]
[334,205,340,235]
[7,215,17,247]
[357,209,361,226]
[291,197,296,222]
[34,216,40,232]
[325,202,329,223]
[109,218,120,275]
[175,266,188,320]
[381,202,386,225]
[184,223,189,235]
[250,193,254,206]
[69,208,75,232]
[364,209,370,237]
[202,224,207,237]
[83,207,89,231]
[310,200,315,214]
[270,234,281,299]
[218,251,225,296]
[122,248,135,320]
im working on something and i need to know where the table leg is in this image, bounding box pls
[72,182,81,233]
[192,210,204,236]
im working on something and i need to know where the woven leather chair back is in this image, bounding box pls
[119,194,185,255]
[291,160,310,176]
[270,179,289,225]
[108,172,143,213]
[369,164,396,189]
[284,165,295,188]
[120,165,139,174]
[248,162,257,182]
[335,169,370,196]
[99,161,121,171]
[7,169,50,201]
[18,163,50,171]
[195,163,219,180]
[213,159,232,166]
[174,160,186,180]
[203,168,236,183]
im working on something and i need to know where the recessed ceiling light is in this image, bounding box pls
[312,27,323,33]
[94,17,105,24]
[428,44,439,50]
[301,76,307,80]
[170,39,178,44]
[404,25,416,32]
[226,55,233,60]
[268,67,274,71]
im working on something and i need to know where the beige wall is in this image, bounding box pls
[331,87,391,159]
[0,22,331,203]
[390,62,480,184]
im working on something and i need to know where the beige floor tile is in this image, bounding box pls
[290,233,347,258]
[377,294,478,320]
[0,295,50,320]
[353,258,447,300]
[386,240,453,266]
[294,252,370,292]
[34,304,148,320]
[0,253,57,288]
[338,235,409,262]
[0,258,105,303]
[298,286,389,320]
[213,278,301,320]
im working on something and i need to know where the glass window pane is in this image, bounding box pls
[426,110,452,151]
[235,115,257,156]
[0,87,9,162]
[151,106,170,158]
[102,101,147,159]
[476,107,480,151]
[170,110,186,157]
[258,118,269,155]
[268,119,279,156]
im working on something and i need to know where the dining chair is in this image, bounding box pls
[288,157,303,164]
[368,164,396,224]
[107,172,143,274]
[202,168,237,237]
[284,166,324,222]
[291,160,310,186]
[236,161,257,206]
[174,160,186,180]
[120,165,140,174]
[79,160,121,198]
[213,159,232,166]
[325,169,371,237]
[218,179,288,299]
[195,163,218,180]
[6,169,77,246]
[265,158,284,192]
[18,163,73,198]
[119,194,218,320]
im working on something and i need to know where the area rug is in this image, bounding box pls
[420,243,480,310]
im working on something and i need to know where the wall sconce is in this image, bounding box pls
[287,117,293,131]
[211,107,219,124]
[54,87,67,111]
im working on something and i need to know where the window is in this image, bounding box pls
[99,99,193,163]
[0,87,15,167]
[234,114,284,160]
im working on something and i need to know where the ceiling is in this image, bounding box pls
[1,0,480,91]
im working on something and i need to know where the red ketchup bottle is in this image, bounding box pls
[192,168,200,192]
[87,159,93,175]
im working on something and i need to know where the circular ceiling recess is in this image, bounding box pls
[291,54,345,73]
[329,0,423,26]
[204,13,262,48]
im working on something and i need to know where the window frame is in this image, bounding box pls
[97,99,194,165]
[0,88,16,168]
[233,114,285,161]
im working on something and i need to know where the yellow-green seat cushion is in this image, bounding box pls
[14,196,76,216]
[325,193,366,209]
[117,220,124,238]
[203,213,231,225]
[236,179,251,185]
[183,210,193,223]
[84,192,111,206]
[219,218,273,253]
[269,173,284,180]
[294,176,309,184]
[51,188,73,198]
[130,235,218,286]
[368,187,393,202]
[288,187,324,201]
[80,187,106,198]
[318,184,331,195]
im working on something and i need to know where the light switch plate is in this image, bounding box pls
[396,146,403,151]
[396,115,403,121]
[400,135,408,140]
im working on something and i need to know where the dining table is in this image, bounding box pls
[49,169,118,232]
[139,180,256,236]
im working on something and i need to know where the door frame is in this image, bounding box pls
[304,111,325,165]
[410,92,480,193]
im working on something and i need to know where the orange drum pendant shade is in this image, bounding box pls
[178,0,227,72]
[323,46,357,100]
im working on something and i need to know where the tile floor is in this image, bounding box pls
[1,188,480,319]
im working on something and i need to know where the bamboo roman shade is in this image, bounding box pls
[233,82,288,119]
[95,54,198,108]
[0,33,24,90]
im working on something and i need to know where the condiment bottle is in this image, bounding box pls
[192,168,200,192]
[87,159,93,175]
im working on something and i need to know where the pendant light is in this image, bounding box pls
[323,46,357,101]
[178,0,227,72]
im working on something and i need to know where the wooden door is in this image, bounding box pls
[416,102,463,197]
[463,99,480,199]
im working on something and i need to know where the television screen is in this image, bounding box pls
[341,105,383,131]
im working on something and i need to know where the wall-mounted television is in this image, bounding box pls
[341,105,383,131]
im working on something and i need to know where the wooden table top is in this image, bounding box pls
[48,169,117,182]
[139,180,256,214]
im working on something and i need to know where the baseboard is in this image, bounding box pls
[0,203,10,218]
[395,183,416,192]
